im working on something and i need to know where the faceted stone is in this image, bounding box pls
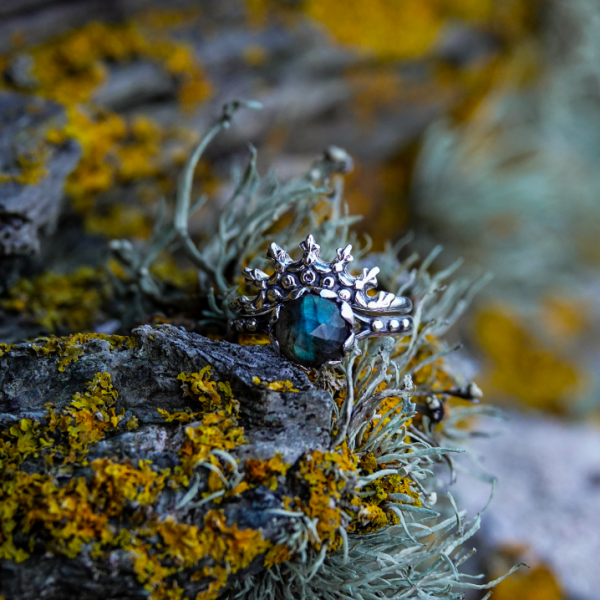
[275,294,351,368]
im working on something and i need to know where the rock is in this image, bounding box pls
[0,324,332,462]
[453,411,600,600]
[0,92,80,257]
[0,324,332,599]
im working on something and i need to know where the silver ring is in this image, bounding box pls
[229,235,413,368]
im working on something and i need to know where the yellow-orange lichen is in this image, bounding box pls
[45,371,123,463]
[252,376,299,392]
[1,17,213,239]
[245,454,289,491]
[237,334,271,346]
[0,149,49,185]
[475,306,582,412]
[29,333,134,372]
[1,266,111,333]
[159,367,247,504]
[0,372,125,561]
[249,0,539,63]
[492,564,562,600]
[177,367,236,414]
[287,443,358,552]
[0,366,274,599]
[0,329,448,596]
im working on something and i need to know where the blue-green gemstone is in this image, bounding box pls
[275,295,350,368]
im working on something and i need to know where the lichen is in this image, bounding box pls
[1,17,213,239]
[475,306,582,413]
[252,376,299,392]
[492,564,562,600]
[28,332,134,372]
[0,367,271,599]
[1,266,110,334]
[248,0,541,62]
[1,102,520,599]
[0,149,49,185]
[102,103,520,598]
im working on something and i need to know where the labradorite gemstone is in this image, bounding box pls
[275,295,350,368]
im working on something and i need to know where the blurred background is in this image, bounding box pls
[0,1,599,598]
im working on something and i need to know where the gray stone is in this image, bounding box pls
[0,324,333,599]
[453,411,600,600]
[0,92,80,258]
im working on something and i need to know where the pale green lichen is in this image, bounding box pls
[0,104,520,599]
[108,103,519,599]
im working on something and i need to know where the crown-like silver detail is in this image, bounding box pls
[229,235,413,364]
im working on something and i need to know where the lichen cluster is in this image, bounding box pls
[0,12,213,239]
[0,266,110,333]
[29,332,135,372]
[0,360,266,599]
[0,325,499,600]
[0,101,520,598]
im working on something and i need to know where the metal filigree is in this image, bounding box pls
[229,235,413,366]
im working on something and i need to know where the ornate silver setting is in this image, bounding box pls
[229,235,413,366]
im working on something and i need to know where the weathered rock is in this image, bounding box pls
[0,324,332,461]
[0,324,332,599]
[0,92,80,257]
[454,411,600,600]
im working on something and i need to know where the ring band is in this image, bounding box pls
[230,235,413,368]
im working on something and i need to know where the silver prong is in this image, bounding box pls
[343,332,355,354]
[268,307,281,352]
[340,301,355,325]
[319,289,338,299]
